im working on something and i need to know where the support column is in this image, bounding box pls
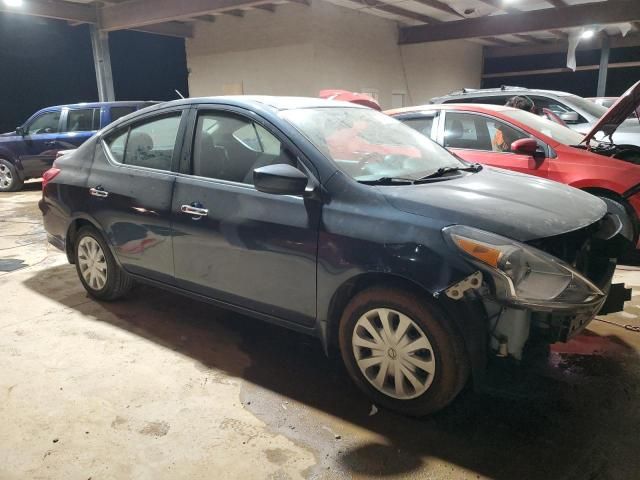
[597,34,610,97]
[90,25,115,102]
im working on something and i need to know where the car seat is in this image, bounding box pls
[194,132,230,179]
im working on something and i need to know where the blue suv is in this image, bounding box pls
[0,101,157,191]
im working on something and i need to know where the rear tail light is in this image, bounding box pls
[42,168,61,190]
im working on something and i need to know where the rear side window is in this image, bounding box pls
[67,108,100,132]
[105,129,128,163]
[110,106,137,124]
[401,117,435,139]
[103,113,182,171]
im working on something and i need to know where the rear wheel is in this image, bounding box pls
[74,226,133,300]
[339,287,469,416]
[0,159,24,192]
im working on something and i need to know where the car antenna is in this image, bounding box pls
[175,89,185,99]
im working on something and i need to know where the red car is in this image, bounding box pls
[387,97,640,247]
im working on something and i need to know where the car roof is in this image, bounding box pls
[141,95,366,112]
[433,87,572,100]
[45,101,159,110]
[386,103,513,116]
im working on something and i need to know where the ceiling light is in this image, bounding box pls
[503,0,519,4]
[581,29,595,39]
[3,0,23,7]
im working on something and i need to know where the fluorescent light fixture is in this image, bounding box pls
[3,0,23,6]
[581,29,595,39]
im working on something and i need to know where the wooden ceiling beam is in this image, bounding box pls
[100,0,278,30]
[0,0,96,24]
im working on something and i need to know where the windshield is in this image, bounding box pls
[502,109,586,145]
[279,107,464,182]
[562,94,608,119]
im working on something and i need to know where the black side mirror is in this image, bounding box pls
[253,164,309,196]
[15,126,25,136]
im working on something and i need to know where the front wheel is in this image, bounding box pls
[0,159,24,192]
[74,226,133,301]
[339,287,469,416]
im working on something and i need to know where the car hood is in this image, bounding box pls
[383,167,606,242]
[583,80,640,144]
[0,131,17,138]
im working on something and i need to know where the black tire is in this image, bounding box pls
[74,226,133,301]
[0,158,24,192]
[338,287,469,417]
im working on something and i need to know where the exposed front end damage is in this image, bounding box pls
[442,211,632,360]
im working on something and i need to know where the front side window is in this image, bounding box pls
[192,111,294,184]
[280,107,463,182]
[67,108,99,132]
[501,109,585,146]
[103,113,182,171]
[444,112,528,153]
[531,96,598,124]
[26,111,61,135]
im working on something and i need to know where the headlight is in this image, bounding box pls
[443,225,604,310]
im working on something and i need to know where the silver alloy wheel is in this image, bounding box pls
[352,308,436,400]
[78,236,108,291]
[0,164,12,189]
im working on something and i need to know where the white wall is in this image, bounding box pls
[186,0,482,109]
[401,41,484,105]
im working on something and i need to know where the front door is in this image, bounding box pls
[171,108,320,327]
[87,109,187,283]
[18,109,63,178]
[441,111,549,178]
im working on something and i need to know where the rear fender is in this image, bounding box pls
[65,213,123,268]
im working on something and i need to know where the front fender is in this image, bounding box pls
[0,145,21,175]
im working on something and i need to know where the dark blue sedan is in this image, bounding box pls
[39,96,629,415]
[0,101,156,191]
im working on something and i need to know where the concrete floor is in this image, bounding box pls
[1,183,640,480]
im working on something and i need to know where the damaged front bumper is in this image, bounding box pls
[443,212,632,360]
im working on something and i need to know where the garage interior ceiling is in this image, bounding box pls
[1,0,639,47]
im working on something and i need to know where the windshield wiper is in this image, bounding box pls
[358,176,416,185]
[416,163,483,181]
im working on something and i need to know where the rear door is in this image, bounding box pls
[18,109,63,178]
[170,106,320,327]
[440,111,549,178]
[59,107,101,150]
[87,107,188,283]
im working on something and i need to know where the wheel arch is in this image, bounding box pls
[580,187,639,237]
[324,271,488,386]
[65,215,117,265]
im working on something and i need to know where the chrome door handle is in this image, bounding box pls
[181,205,208,217]
[89,187,109,198]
